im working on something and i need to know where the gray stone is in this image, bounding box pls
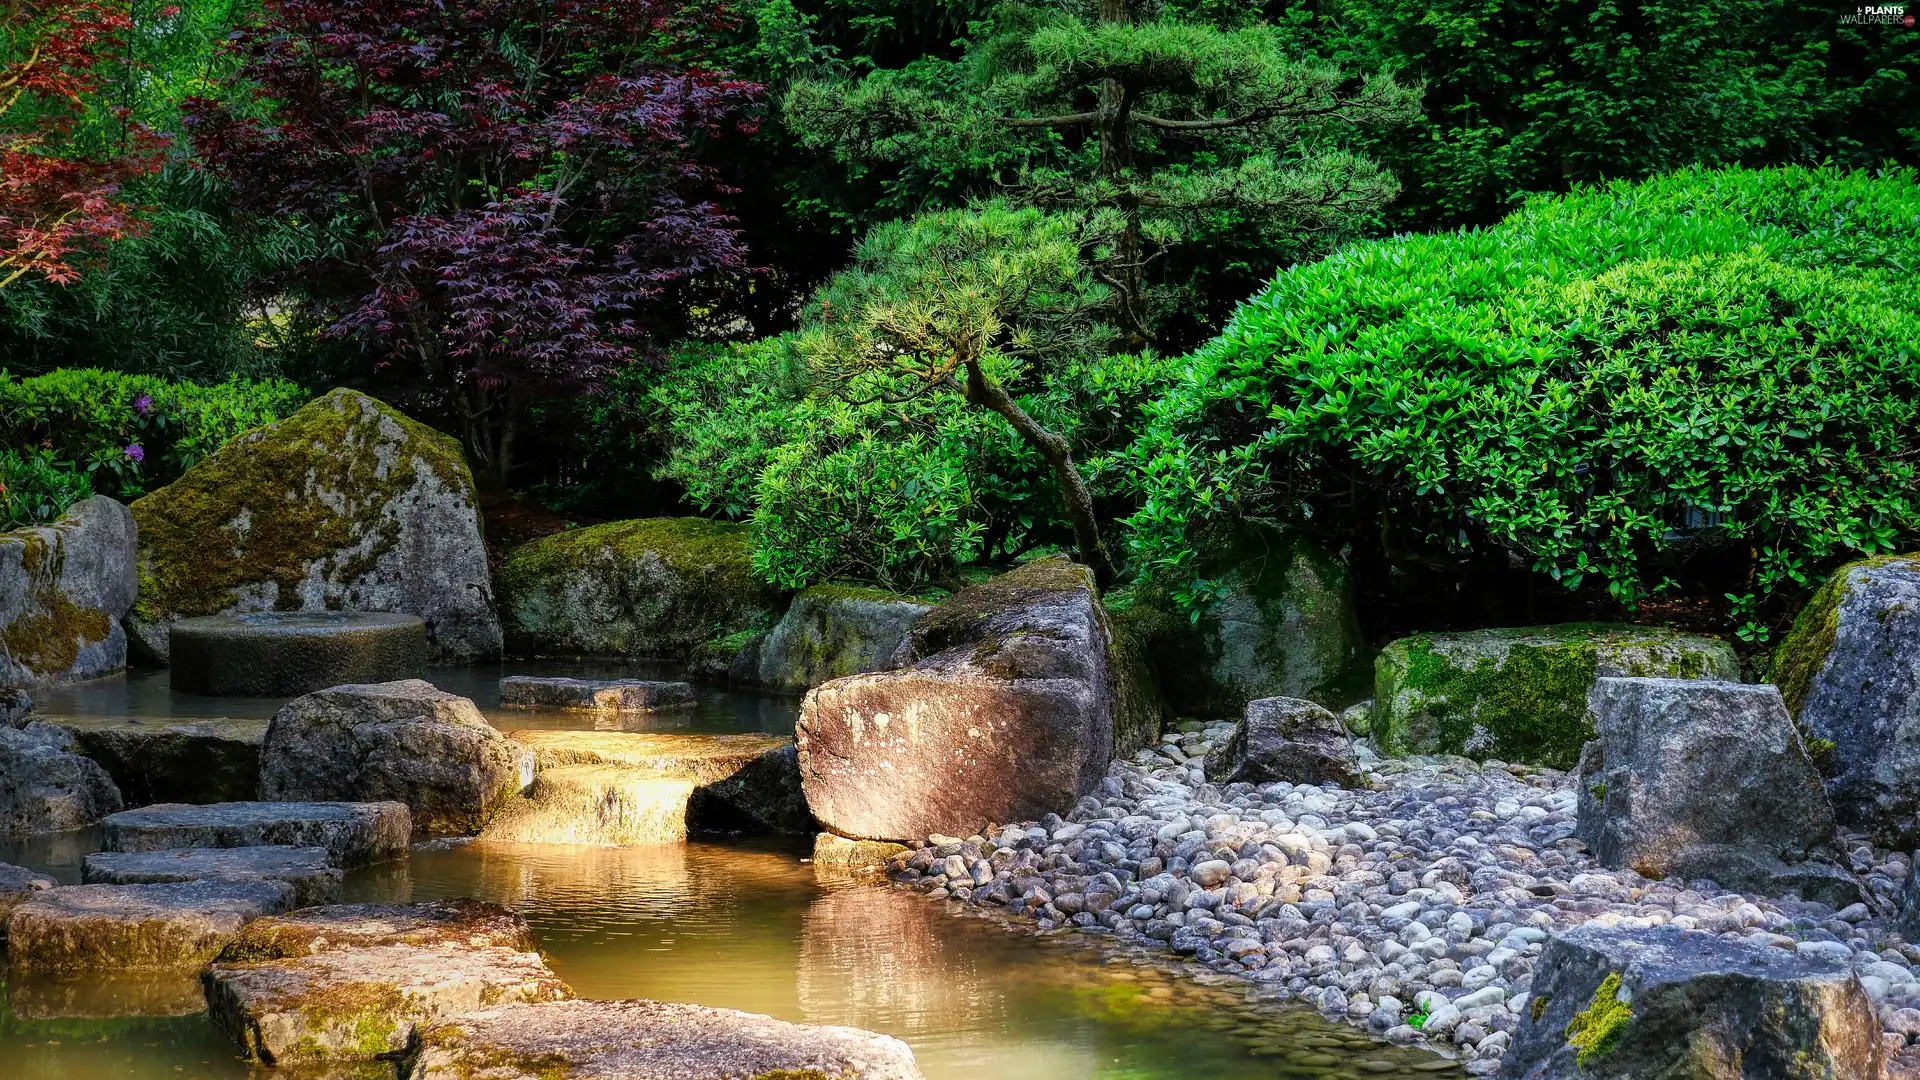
[127,388,501,664]
[0,720,124,835]
[218,899,537,962]
[170,611,428,696]
[102,800,411,868]
[1770,555,1920,845]
[410,998,926,1080]
[0,494,138,685]
[83,846,341,907]
[1204,696,1360,787]
[206,943,571,1066]
[1497,923,1884,1079]
[752,585,933,692]
[1574,678,1858,905]
[6,879,295,976]
[499,676,694,712]
[41,714,267,804]
[0,859,56,934]
[1373,623,1742,768]
[0,686,30,725]
[797,558,1118,842]
[260,680,529,836]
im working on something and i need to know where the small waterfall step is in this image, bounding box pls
[101,800,412,868]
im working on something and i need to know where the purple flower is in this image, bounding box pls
[124,443,145,464]
[132,393,153,417]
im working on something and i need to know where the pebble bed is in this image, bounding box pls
[888,719,1920,1074]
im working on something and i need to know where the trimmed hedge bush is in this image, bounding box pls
[1122,165,1920,640]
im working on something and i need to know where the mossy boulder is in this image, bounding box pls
[1767,554,1920,845]
[127,388,501,663]
[498,517,786,661]
[751,584,933,692]
[1371,623,1738,769]
[0,495,138,686]
[1113,522,1366,718]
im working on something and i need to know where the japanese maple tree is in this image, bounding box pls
[184,0,763,484]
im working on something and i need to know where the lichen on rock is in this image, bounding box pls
[0,495,137,686]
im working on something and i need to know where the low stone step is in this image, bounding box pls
[499,676,694,712]
[500,731,812,837]
[217,899,537,963]
[508,729,789,779]
[481,766,698,845]
[40,715,266,804]
[83,846,341,907]
[7,879,295,977]
[101,800,411,868]
[0,861,57,937]
[411,998,926,1080]
[205,943,571,1067]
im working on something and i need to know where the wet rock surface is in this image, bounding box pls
[0,720,124,835]
[39,714,267,804]
[83,846,342,907]
[170,611,429,697]
[101,800,412,868]
[499,676,694,712]
[205,943,572,1066]
[260,680,528,836]
[0,494,139,686]
[7,879,295,976]
[1205,696,1360,788]
[482,765,697,845]
[410,998,927,1080]
[218,899,537,962]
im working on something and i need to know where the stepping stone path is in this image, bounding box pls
[101,800,411,868]
[217,898,537,961]
[83,846,342,907]
[7,879,295,976]
[499,676,695,712]
[412,998,928,1080]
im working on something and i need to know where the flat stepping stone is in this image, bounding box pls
[7,879,295,976]
[38,715,267,804]
[83,846,341,907]
[218,898,536,962]
[507,730,790,781]
[205,943,571,1067]
[171,611,428,697]
[101,800,411,868]
[499,677,694,712]
[0,860,57,935]
[413,998,927,1080]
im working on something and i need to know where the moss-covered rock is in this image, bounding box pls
[1113,522,1367,718]
[498,517,786,661]
[127,388,501,663]
[751,584,933,692]
[0,495,137,686]
[217,899,537,963]
[6,879,295,976]
[1370,623,1738,769]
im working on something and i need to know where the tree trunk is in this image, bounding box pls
[1093,0,1148,348]
[963,359,1115,590]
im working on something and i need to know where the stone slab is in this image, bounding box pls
[84,846,342,907]
[499,676,694,712]
[506,730,790,781]
[217,898,537,963]
[0,859,57,934]
[411,998,926,1079]
[101,800,412,868]
[40,714,267,804]
[482,766,696,846]
[205,943,572,1066]
[171,611,430,697]
[6,879,295,976]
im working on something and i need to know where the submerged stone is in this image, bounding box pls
[498,517,786,662]
[260,680,529,836]
[0,721,124,835]
[205,943,571,1067]
[218,899,537,963]
[101,800,411,868]
[411,998,926,1080]
[0,494,138,686]
[1371,623,1739,768]
[7,879,295,976]
[751,584,934,692]
[83,846,342,907]
[127,387,501,663]
[498,676,694,712]
[40,714,267,805]
[170,611,428,697]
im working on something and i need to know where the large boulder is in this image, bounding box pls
[0,495,137,686]
[1574,678,1857,905]
[1372,623,1740,768]
[260,680,529,836]
[751,584,934,692]
[1203,696,1360,787]
[41,715,267,804]
[1110,522,1366,717]
[1769,554,1920,845]
[0,721,124,834]
[796,558,1120,842]
[1497,923,1883,1079]
[127,388,500,663]
[498,517,785,661]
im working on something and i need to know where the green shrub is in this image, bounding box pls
[0,449,95,531]
[1124,166,1920,640]
[0,369,307,503]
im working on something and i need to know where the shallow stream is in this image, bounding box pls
[3,664,1459,1080]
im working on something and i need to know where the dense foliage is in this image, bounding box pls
[0,446,91,529]
[1123,166,1920,639]
[0,367,305,503]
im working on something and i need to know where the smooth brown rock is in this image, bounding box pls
[101,800,411,868]
[7,879,294,976]
[217,898,537,962]
[83,846,341,907]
